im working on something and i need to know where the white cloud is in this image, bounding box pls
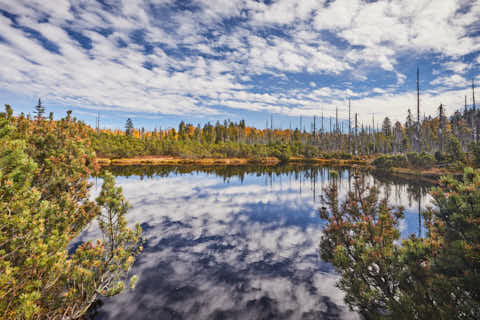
[249,0,321,26]
[396,72,407,85]
[311,0,480,71]
[315,0,480,57]
[443,61,469,73]
[0,0,478,122]
[430,74,469,88]
[373,88,387,94]
[313,0,359,31]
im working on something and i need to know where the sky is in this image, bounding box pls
[0,0,479,130]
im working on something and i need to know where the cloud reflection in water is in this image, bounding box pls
[82,166,431,320]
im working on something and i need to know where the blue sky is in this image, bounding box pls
[0,0,479,130]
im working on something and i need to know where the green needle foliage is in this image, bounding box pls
[469,142,480,167]
[0,106,142,319]
[319,171,480,319]
[425,168,480,317]
[95,172,142,296]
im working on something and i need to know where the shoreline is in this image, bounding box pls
[96,156,281,166]
[95,156,462,181]
[388,166,462,180]
[96,156,370,167]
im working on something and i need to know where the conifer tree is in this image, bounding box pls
[34,98,45,120]
[0,106,141,319]
[4,104,13,120]
[319,168,480,318]
[125,118,134,136]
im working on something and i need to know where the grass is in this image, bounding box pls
[96,155,370,167]
[96,156,280,166]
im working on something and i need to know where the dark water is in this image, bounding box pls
[82,165,432,320]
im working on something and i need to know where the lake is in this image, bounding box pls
[82,165,433,320]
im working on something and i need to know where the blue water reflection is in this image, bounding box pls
[83,166,432,320]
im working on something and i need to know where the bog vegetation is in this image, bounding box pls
[0,104,142,319]
[319,169,480,319]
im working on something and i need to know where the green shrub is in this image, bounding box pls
[406,152,435,168]
[434,151,445,163]
[319,168,480,317]
[338,152,353,160]
[419,152,435,168]
[470,142,480,167]
[372,156,393,170]
[390,154,408,167]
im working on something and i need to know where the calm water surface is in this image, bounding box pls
[82,165,432,320]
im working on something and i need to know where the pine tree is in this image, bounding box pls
[0,107,142,318]
[319,168,480,318]
[125,118,134,136]
[178,121,186,141]
[382,117,392,137]
[34,98,45,120]
[4,104,13,120]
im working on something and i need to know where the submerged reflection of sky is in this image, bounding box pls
[83,167,431,320]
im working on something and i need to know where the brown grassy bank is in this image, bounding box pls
[95,156,461,182]
[96,156,280,166]
[389,166,462,180]
[96,155,371,167]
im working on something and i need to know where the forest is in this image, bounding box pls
[90,81,480,173]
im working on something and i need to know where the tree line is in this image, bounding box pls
[88,78,480,170]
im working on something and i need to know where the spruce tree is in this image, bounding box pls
[125,118,134,136]
[34,98,45,120]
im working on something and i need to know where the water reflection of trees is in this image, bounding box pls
[370,171,432,237]
[101,165,434,238]
[91,164,445,319]
[100,164,352,183]
[100,165,433,209]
